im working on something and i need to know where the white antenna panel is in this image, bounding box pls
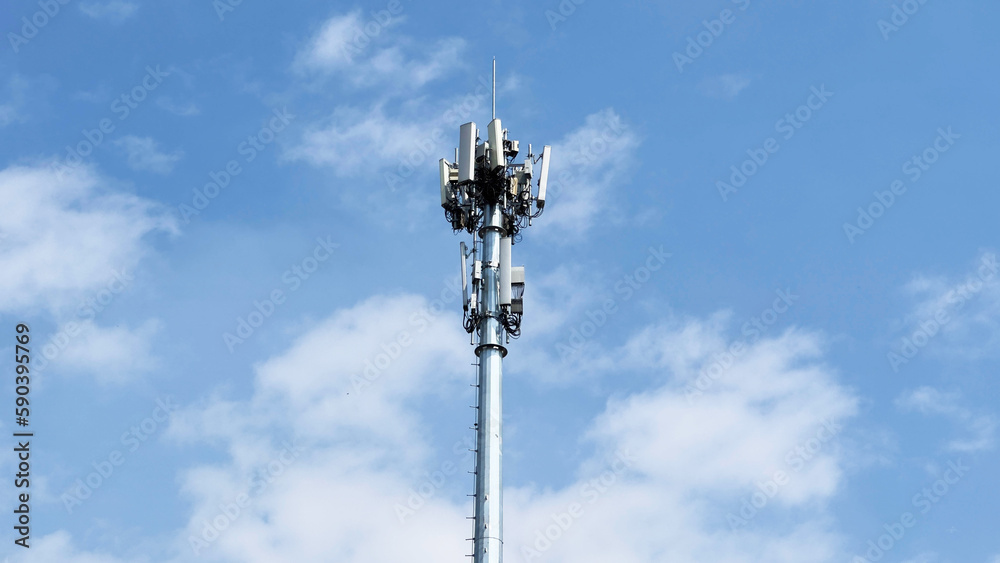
[488,118,504,171]
[499,237,512,306]
[439,159,452,207]
[458,122,476,183]
[460,241,469,312]
[537,145,551,208]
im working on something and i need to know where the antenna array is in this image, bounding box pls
[438,62,552,563]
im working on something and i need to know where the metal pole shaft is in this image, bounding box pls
[474,203,505,563]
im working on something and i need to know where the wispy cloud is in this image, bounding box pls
[896,386,997,452]
[0,76,30,127]
[52,319,163,384]
[895,251,1000,361]
[0,163,175,384]
[72,84,112,104]
[113,135,184,174]
[294,11,368,72]
[0,163,176,314]
[156,96,200,117]
[699,72,754,100]
[293,10,460,90]
[79,0,139,23]
[285,10,473,180]
[0,74,55,126]
[536,108,641,240]
[286,104,441,174]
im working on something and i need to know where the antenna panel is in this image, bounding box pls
[488,118,504,170]
[458,122,476,183]
[460,242,469,312]
[439,159,452,207]
[537,145,551,208]
[499,237,512,306]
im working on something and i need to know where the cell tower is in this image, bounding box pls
[438,60,551,563]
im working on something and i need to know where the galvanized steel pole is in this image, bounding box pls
[473,203,505,563]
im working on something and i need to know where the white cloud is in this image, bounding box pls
[114,135,184,174]
[162,294,471,561]
[699,73,754,100]
[168,294,469,451]
[593,324,856,493]
[0,163,174,384]
[51,319,163,384]
[535,108,640,240]
[511,261,650,386]
[156,96,200,117]
[506,326,856,563]
[293,10,460,91]
[896,387,996,452]
[895,251,1000,361]
[285,67,503,180]
[283,85,492,226]
[286,104,441,175]
[285,12,473,187]
[79,0,139,23]
[523,263,605,337]
[294,11,366,72]
[9,530,133,562]
[72,84,113,104]
[156,296,855,562]
[360,39,463,88]
[27,287,860,562]
[0,163,177,314]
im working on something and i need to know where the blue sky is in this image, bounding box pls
[1,0,998,561]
